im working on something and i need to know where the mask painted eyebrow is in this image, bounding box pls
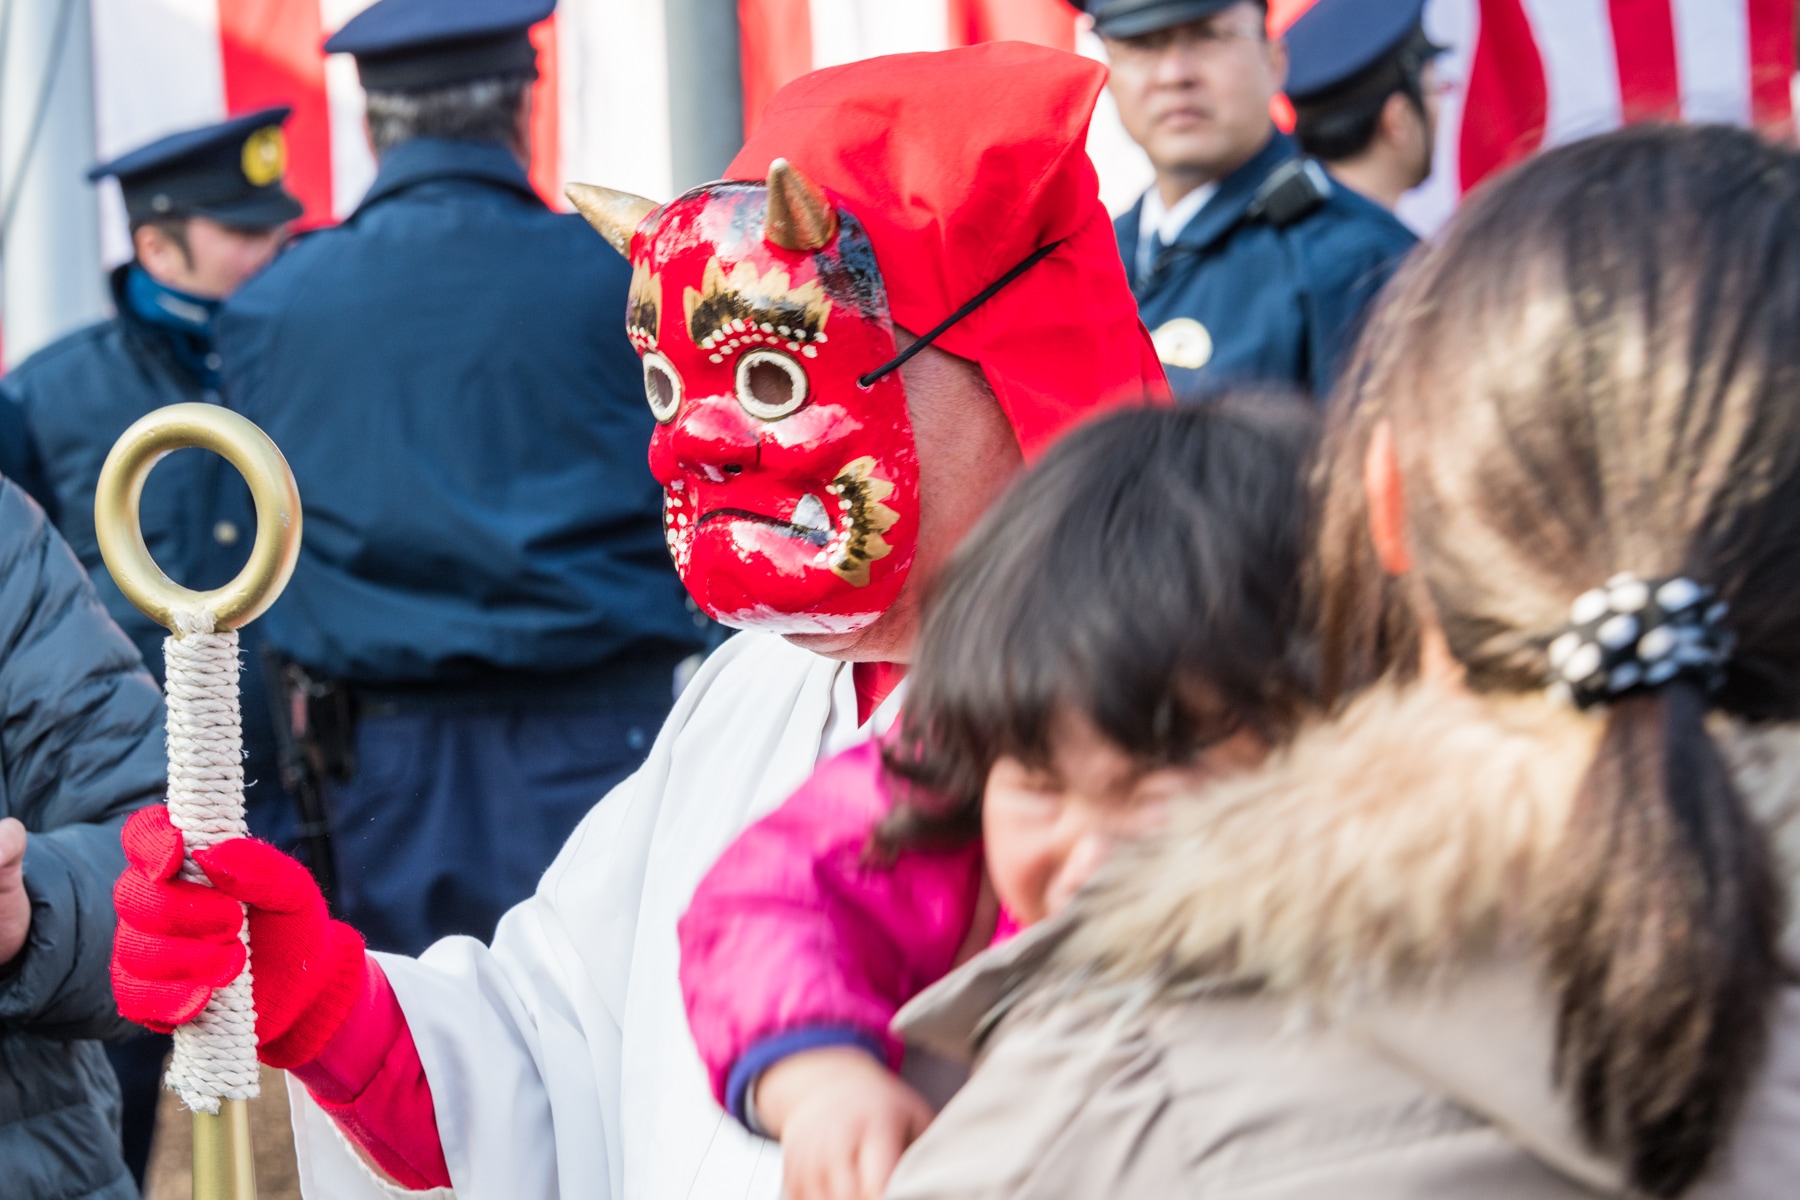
[719,303,828,345]
[692,307,831,364]
[684,258,833,362]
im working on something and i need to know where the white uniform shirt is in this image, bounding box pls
[1135,182,1218,278]
[289,631,903,1199]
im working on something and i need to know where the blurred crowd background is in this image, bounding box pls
[0,3,1794,1199]
[1,0,1794,369]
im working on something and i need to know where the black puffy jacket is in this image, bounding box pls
[0,479,165,1199]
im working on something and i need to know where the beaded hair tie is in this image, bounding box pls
[1548,574,1733,710]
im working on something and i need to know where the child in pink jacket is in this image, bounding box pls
[679,398,1324,1200]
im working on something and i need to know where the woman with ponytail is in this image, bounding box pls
[880,123,1800,1200]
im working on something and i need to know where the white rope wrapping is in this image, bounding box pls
[161,608,260,1114]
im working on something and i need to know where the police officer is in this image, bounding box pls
[0,107,303,1187]
[217,0,706,958]
[1083,0,1418,397]
[1286,0,1447,211]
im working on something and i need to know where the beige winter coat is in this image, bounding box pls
[885,683,1800,1199]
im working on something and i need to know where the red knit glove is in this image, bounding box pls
[113,806,368,1069]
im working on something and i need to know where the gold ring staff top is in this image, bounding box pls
[95,402,302,1200]
[95,403,301,632]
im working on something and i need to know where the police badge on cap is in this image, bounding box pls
[240,126,287,189]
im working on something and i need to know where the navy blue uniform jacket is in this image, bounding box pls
[216,138,701,685]
[1118,133,1418,399]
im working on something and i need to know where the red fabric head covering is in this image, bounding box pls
[727,42,1168,458]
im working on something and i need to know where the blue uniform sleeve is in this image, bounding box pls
[1309,254,1392,397]
[1304,217,1416,398]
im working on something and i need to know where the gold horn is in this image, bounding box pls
[764,158,837,252]
[565,182,657,257]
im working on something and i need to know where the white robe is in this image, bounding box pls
[289,631,900,1199]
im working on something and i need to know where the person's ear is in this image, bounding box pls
[1379,91,1411,149]
[1266,29,1289,91]
[134,221,193,279]
[1364,420,1412,576]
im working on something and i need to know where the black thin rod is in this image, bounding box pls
[857,239,1063,388]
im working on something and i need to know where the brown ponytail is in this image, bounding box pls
[1319,124,1800,1194]
[1548,685,1783,1193]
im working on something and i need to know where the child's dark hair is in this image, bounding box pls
[877,393,1320,854]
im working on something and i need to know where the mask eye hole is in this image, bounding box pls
[643,352,682,423]
[736,349,809,421]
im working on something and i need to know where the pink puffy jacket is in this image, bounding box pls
[678,738,1011,1123]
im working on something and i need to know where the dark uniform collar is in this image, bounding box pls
[1129,130,1299,285]
[110,263,222,390]
[356,137,540,212]
[1165,131,1297,254]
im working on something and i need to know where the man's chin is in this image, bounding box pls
[781,601,913,663]
[782,628,862,658]
[1150,126,1272,184]
[1148,129,1221,164]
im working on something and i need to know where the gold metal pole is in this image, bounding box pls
[96,403,303,1200]
[192,1101,259,1200]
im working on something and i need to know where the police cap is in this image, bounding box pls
[88,107,303,229]
[1285,0,1439,105]
[324,0,555,92]
[1080,0,1265,41]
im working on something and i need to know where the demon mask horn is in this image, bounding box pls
[764,159,837,251]
[565,182,657,257]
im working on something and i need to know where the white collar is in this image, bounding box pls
[1136,182,1218,276]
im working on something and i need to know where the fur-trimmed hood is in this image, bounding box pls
[891,681,1800,1199]
[1054,680,1800,1000]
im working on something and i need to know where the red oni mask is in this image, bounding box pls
[570,164,919,634]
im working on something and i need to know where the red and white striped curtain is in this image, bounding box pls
[85,0,1797,263]
[739,0,1083,135]
[1403,0,1794,228]
[87,0,661,264]
[736,0,1156,212]
[734,0,1796,229]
